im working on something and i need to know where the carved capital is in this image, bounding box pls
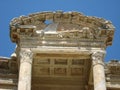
[20,48,33,64]
[92,51,106,66]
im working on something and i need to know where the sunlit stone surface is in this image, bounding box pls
[0,11,120,90]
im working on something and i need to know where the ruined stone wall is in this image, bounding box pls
[105,60,120,90]
[0,57,18,90]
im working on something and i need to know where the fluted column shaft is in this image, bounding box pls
[92,51,106,90]
[18,48,33,90]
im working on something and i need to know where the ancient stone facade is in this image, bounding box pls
[0,11,120,90]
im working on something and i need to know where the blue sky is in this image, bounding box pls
[0,0,120,62]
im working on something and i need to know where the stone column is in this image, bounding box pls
[92,51,106,90]
[18,48,33,90]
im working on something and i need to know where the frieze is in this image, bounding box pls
[19,38,105,48]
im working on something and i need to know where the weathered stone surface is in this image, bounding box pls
[0,57,18,90]
[10,11,114,47]
[1,11,119,90]
[18,48,33,90]
[92,51,106,90]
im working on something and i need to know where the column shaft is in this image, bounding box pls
[93,64,106,90]
[18,48,33,90]
[92,51,106,90]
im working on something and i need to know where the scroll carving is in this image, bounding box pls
[20,48,33,64]
[92,51,106,66]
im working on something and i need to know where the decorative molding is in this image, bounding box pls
[20,48,33,64]
[92,51,106,66]
[10,11,114,47]
[10,11,114,31]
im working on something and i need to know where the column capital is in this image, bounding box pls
[20,48,33,64]
[92,51,106,66]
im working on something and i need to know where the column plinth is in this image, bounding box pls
[92,51,106,90]
[18,48,33,90]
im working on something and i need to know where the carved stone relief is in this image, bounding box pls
[92,51,106,66]
[20,48,33,64]
[10,11,114,47]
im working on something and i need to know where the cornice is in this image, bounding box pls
[10,11,115,47]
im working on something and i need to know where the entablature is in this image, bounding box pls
[19,35,106,48]
[10,11,115,48]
